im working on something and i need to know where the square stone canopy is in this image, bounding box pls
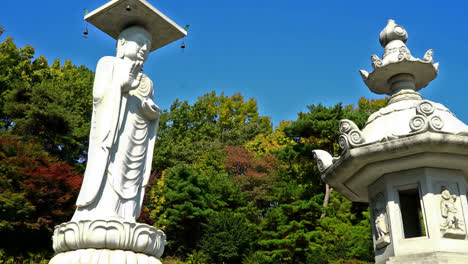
[85,0,187,52]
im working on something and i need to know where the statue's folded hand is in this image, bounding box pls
[140,98,160,120]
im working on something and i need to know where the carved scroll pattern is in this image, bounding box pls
[312,150,334,173]
[339,119,365,150]
[409,100,444,133]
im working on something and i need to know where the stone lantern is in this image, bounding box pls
[313,20,468,263]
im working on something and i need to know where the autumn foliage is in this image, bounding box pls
[0,134,82,250]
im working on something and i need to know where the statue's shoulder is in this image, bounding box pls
[93,56,120,100]
[96,56,118,69]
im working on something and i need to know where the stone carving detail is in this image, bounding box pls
[360,19,439,96]
[430,116,444,130]
[380,46,414,62]
[52,220,166,258]
[312,150,335,172]
[339,119,365,150]
[410,100,444,133]
[440,190,466,239]
[379,21,407,47]
[423,49,434,63]
[371,55,383,68]
[398,46,412,61]
[387,89,423,104]
[373,193,390,249]
[417,100,435,116]
[409,115,429,132]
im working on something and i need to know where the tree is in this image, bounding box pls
[283,98,388,217]
[224,145,279,210]
[152,91,271,171]
[144,92,273,260]
[256,194,323,264]
[0,32,94,165]
[201,211,257,264]
[308,193,373,263]
[0,29,91,262]
[150,165,214,256]
[0,133,81,252]
[246,121,296,158]
[251,98,386,263]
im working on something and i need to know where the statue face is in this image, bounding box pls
[441,190,451,200]
[117,26,152,62]
[122,33,151,62]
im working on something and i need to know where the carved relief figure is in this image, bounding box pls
[375,209,389,239]
[374,193,389,240]
[72,25,160,223]
[440,190,463,231]
[372,193,391,249]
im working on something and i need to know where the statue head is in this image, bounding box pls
[374,192,386,211]
[441,190,451,200]
[116,26,152,62]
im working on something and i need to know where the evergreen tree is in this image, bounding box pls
[201,211,257,264]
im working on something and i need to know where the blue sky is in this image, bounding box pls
[2,0,468,127]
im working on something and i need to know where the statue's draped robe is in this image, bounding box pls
[72,57,158,222]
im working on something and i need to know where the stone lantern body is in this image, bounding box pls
[313,20,468,264]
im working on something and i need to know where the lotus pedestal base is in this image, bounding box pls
[49,220,166,264]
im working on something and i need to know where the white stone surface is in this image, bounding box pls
[369,168,468,263]
[52,220,166,257]
[73,26,159,223]
[440,189,465,238]
[359,20,438,95]
[311,150,335,173]
[373,193,390,249]
[49,249,162,264]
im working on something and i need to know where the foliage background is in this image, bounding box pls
[0,26,385,263]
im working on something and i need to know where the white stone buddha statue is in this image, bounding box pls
[72,25,160,223]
